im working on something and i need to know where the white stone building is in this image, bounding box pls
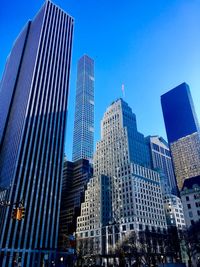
[76,99,167,260]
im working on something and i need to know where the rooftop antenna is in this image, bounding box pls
[122,84,125,98]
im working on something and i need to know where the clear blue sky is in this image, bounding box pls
[1,0,200,160]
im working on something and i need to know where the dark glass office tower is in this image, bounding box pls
[72,55,95,162]
[161,83,200,190]
[161,83,199,143]
[0,1,73,266]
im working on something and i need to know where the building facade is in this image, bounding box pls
[146,135,178,195]
[161,83,200,190]
[76,99,167,261]
[180,176,200,227]
[0,1,73,266]
[72,55,95,162]
[170,133,200,190]
[76,175,111,259]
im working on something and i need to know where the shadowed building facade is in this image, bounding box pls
[0,1,73,266]
[161,83,200,191]
[59,158,93,249]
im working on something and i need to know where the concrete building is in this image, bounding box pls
[0,1,73,266]
[180,176,200,227]
[161,83,200,191]
[72,55,95,162]
[76,99,167,260]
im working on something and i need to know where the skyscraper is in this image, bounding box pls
[72,55,95,162]
[161,83,200,190]
[0,1,73,266]
[94,99,165,231]
[76,99,167,260]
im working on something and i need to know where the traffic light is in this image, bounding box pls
[11,207,25,220]
[16,208,22,220]
[16,207,26,220]
[12,208,17,220]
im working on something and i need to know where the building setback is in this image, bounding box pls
[72,55,95,162]
[0,1,73,266]
[161,83,200,190]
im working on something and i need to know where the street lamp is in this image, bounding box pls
[161,255,164,267]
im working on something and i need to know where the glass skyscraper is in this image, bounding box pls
[0,1,73,266]
[161,83,200,190]
[72,55,94,162]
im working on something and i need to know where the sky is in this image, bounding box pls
[0,0,200,160]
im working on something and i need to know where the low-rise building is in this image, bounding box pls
[180,175,200,227]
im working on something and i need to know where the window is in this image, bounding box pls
[139,224,143,230]
[187,204,191,209]
[195,202,200,208]
[122,225,126,231]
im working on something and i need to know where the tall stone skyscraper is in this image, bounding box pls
[72,55,94,162]
[76,99,167,259]
[0,1,73,266]
[161,83,200,190]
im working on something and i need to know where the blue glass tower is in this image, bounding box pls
[0,1,73,266]
[72,55,94,162]
[161,82,199,143]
